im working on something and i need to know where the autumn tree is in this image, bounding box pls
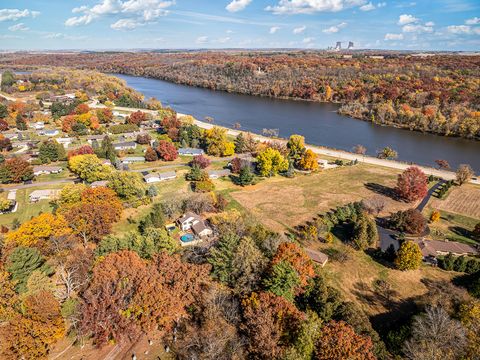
[145,146,159,161]
[127,110,147,125]
[287,134,306,160]
[5,213,71,248]
[95,108,113,123]
[0,135,12,151]
[39,139,66,163]
[256,147,289,177]
[136,133,151,144]
[156,140,178,161]
[315,320,376,360]
[67,144,94,159]
[430,210,441,223]
[456,164,474,185]
[0,157,33,183]
[435,159,450,170]
[107,171,145,201]
[396,166,428,202]
[351,212,378,250]
[190,154,211,169]
[204,126,235,157]
[242,291,304,359]
[389,208,427,235]
[298,149,319,171]
[394,240,423,270]
[377,146,398,160]
[68,154,112,182]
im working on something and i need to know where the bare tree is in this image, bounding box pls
[352,144,367,160]
[362,196,387,216]
[55,263,83,302]
[456,164,474,185]
[404,306,467,360]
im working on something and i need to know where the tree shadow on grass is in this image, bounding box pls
[449,225,475,241]
[365,182,398,200]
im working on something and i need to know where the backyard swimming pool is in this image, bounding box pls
[180,234,195,243]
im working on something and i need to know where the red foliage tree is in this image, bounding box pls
[161,116,181,141]
[1,158,33,183]
[396,166,428,202]
[0,119,8,131]
[136,133,151,145]
[242,291,304,359]
[67,145,94,159]
[156,140,178,161]
[145,146,159,162]
[315,320,376,360]
[189,154,211,169]
[74,103,90,115]
[0,136,12,151]
[127,111,147,125]
[230,157,243,174]
[271,242,315,291]
[389,208,427,235]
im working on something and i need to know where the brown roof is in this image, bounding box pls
[192,220,211,235]
[305,249,329,266]
[415,239,479,257]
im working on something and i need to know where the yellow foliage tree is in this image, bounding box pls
[430,210,441,223]
[5,213,71,247]
[394,240,423,271]
[298,149,319,171]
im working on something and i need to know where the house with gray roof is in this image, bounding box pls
[114,141,137,151]
[178,148,204,156]
[33,165,63,176]
[208,169,231,179]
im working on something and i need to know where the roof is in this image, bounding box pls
[208,169,231,177]
[87,135,105,140]
[159,171,176,179]
[29,189,57,198]
[178,212,202,224]
[122,156,144,161]
[178,148,204,155]
[114,141,136,147]
[415,239,479,257]
[192,220,211,235]
[305,248,329,265]
[143,173,159,180]
[33,165,62,172]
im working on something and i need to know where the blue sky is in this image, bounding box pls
[0,0,479,50]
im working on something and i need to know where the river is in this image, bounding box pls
[115,74,480,173]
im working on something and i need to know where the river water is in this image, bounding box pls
[115,74,480,172]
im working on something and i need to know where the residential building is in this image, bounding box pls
[57,137,73,148]
[33,165,63,176]
[178,148,204,156]
[91,180,109,188]
[305,248,329,267]
[31,121,45,130]
[121,156,144,164]
[414,239,479,258]
[87,135,105,144]
[114,141,137,151]
[177,212,213,238]
[39,129,59,137]
[208,169,231,179]
[29,189,59,203]
[143,171,176,183]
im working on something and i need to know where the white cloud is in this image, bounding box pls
[322,22,347,34]
[65,0,174,29]
[0,34,24,39]
[43,32,88,41]
[226,0,252,12]
[293,25,306,34]
[270,26,280,34]
[216,36,231,43]
[111,18,143,30]
[425,21,434,26]
[447,25,480,35]
[402,23,433,33]
[360,2,375,11]
[0,9,40,22]
[302,37,315,43]
[196,36,208,44]
[8,23,29,31]
[398,14,418,25]
[465,17,479,25]
[384,33,403,40]
[266,0,369,14]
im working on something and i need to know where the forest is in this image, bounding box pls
[1,51,479,139]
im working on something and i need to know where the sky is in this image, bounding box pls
[0,0,479,51]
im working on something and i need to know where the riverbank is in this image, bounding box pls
[178,113,474,182]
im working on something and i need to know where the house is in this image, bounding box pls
[177,212,213,237]
[57,137,73,148]
[101,159,112,166]
[31,121,45,130]
[305,249,329,267]
[121,156,144,164]
[114,141,137,151]
[143,171,176,183]
[29,189,59,203]
[91,180,109,188]
[178,148,204,156]
[39,129,59,137]
[208,169,231,179]
[3,132,19,140]
[414,239,479,259]
[113,111,128,119]
[87,135,105,144]
[50,94,76,103]
[33,165,63,176]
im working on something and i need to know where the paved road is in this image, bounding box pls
[0,178,76,191]
[416,180,445,212]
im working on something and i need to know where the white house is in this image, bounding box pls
[29,189,59,203]
[57,137,73,148]
[208,169,231,179]
[87,135,105,144]
[143,171,176,183]
[31,121,45,130]
[121,156,144,164]
[178,148,204,156]
[40,129,59,137]
[33,165,63,176]
[177,212,213,238]
[114,141,137,151]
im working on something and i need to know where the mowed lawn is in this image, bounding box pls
[229,164,410,232]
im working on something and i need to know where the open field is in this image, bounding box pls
[429,184,480,219]
[229,164,412,232]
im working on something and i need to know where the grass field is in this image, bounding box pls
[229,163,411,232]
[429,184,480,219]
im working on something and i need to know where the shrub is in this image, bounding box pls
[189,154,210,169]
[193,180,215,193]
